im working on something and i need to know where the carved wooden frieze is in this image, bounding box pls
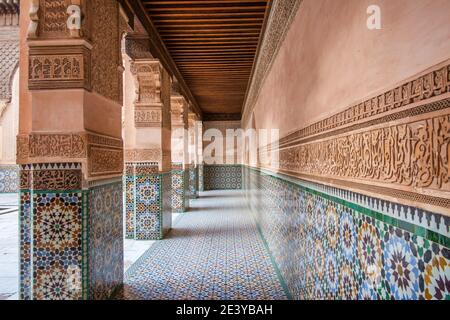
[28,45,91,90]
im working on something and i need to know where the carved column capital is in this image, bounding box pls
[171,96,188,128]
[130,59,166,127]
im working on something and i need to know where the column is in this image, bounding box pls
[123,36,172,240]
[197,121,204,192]
[170,80,189,212]
[188,112,199,199]
[18,0,129,299]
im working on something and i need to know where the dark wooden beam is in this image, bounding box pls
[134,0,269,115]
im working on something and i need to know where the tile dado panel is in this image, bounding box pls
[124,162,172,240]
[203,165,242,190]
[0,164,19,193]
[189,165,199,199]
[243,166,449,300]
[171,163,189,213]
[199,164,204,192]
[19,163,123,300]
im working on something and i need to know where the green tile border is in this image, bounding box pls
[243,166,450,248]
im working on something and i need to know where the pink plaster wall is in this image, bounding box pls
[245,0,450,137]
[203,120,242,165]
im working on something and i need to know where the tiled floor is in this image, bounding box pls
[1,191,287,300]
[117,190,288,300]
[123,213,182,271]
[0,192,184,300]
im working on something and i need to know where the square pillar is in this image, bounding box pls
[197,122,204,192]
[124,162,171,240]
[170,80,189,213]
[188,112,200,199]
[123,41,173,240]
[18,0,129,300]
[171,162,189,213]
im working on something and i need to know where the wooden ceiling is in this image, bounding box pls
[140,0,269,116]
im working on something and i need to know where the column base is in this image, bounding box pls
[189,165,199,199]
[19,163,123,300]
[125,162,172,241]
[198,164,204,192]
[171,163,189,213]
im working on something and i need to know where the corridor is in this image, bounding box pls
[117,190,289,300]
[1,0,449,302]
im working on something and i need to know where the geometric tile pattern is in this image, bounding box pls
[199,164,204,191]
[135,175,162,240]
[188,165,199,199]
[243,166,450,300]
[204,165,242,190]
[124,162,171,240]
[32,192,84,300]
[19,191,32,300]
[0,164,19,193]
[19,162,86,300]
[124,164,135,239]
[116,190,288,300]
[171,166,188,213]
[161,172,172,235]
[88,181,123,299]
[19,163,124,300]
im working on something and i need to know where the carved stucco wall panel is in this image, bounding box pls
[90,0,121,103]
[124,149,161,163]
[256,62,450,215]
[0,39,19,103]
[28,45,91,90]
[28,1,121,103]
[123,55,172,170]
[17,132,123,179]
[131,60,164,128]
